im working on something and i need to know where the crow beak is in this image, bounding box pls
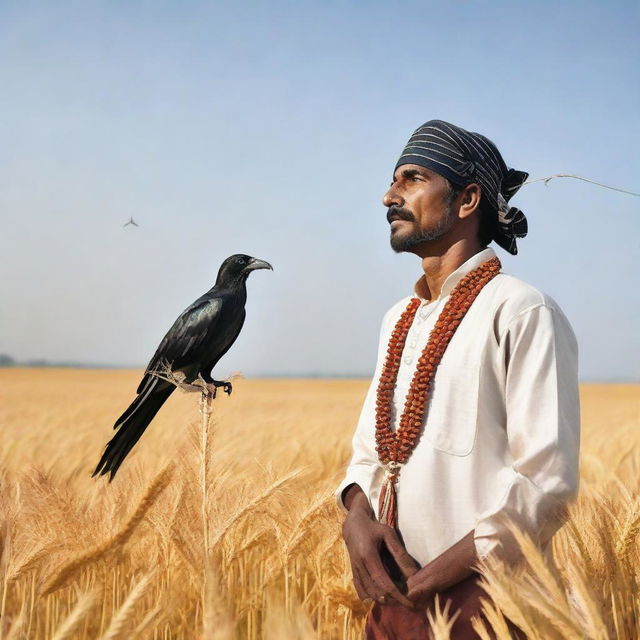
[246,258,273,272]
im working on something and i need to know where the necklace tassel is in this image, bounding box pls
[378,462,400,528]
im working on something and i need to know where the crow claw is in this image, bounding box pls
[208,379,232,397]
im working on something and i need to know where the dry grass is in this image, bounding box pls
[0,369,638,639]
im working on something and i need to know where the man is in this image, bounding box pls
[336,120,580,639]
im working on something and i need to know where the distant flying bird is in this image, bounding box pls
[123,217,139,228]
[93,254,273,480]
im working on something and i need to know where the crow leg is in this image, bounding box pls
[178,373,213,395]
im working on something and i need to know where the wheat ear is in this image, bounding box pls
[472,597,514,640]
[425,594,460,638]
[209,468,302,550]
[615,497,640,560]
[42,466,173,595]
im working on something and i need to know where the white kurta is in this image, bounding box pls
[336,247,580,566]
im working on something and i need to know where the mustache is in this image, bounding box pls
[387,205,415,224]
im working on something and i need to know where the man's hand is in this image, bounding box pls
[406,529,478,608]
[405,572,436,609]
[341,484,419,608]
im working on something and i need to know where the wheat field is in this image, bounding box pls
[0,369,638,639]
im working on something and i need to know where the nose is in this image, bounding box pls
[382,184,404,208]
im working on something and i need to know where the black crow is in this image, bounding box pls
[93,253,272,480]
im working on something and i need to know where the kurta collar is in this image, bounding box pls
[413,247,497,302]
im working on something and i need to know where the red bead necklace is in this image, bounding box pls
[376,256,502,527]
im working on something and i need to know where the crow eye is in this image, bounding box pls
[238,257,246,264]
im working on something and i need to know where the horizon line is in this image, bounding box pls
[0,363,637,384]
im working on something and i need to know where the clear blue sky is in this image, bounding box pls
[1,1,638,380]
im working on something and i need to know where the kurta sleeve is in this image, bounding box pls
[335,306,396,513]
[473,303,580,562]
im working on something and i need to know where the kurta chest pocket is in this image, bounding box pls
[421,337,482,456]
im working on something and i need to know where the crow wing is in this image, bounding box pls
[204,308,246,370]
[137,296,223,394]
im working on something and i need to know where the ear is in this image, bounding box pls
[458,183,482,220]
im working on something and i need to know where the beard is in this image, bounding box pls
[388,202,456,253]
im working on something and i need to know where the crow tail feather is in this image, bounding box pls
[93,381,174,481]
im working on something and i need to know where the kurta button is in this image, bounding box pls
[403,356,412,364]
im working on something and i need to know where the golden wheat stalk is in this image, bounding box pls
[469,616,495,640]
[50,591,96,640]
[200,390,215,562]
[130,605,162,638]
[477,552,562,639]
[263,598,316,640]
[564,513,598,580]
[564,562,609,639]
[503,521,582,629]
[425,594,460,639]
[98,571,154,640]
[41,466,174,595]
[4,600,27,640]
[202,563,235,640]
[470,599,512,640]
[0,526,11,637]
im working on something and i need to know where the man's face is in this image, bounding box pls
[382,164,457,253]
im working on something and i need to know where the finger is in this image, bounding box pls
[354,561,380,602]
[382,528,420,579]
[406,585,435,610]
[364,557,415,608]
[406,576,437,609]
[357,561,391,605]
[351,565,369,601]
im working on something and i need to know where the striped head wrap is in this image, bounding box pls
[395,119,529,255]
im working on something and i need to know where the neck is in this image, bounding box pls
[216,274,248,291]
[415,238,484,300]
